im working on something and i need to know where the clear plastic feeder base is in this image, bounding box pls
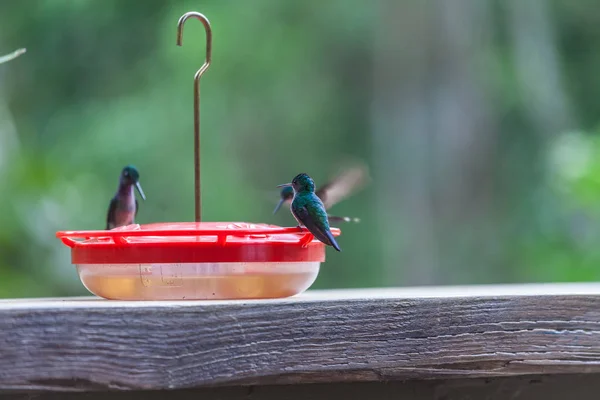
[76,262,320,300]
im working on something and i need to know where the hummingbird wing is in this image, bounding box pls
[106,198,118,230]
[316,163,370,209]
[135,199,139,217]
[327,214,360,224]
[292,196,341,251]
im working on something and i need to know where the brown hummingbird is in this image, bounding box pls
[106,165,146,229]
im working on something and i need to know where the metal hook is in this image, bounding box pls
[177,12,212,223]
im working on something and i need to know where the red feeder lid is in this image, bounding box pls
[56,222,341,264]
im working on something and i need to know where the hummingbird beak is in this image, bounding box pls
[135,181,146,201]
[273,198,285,214]
[277,183,292,188]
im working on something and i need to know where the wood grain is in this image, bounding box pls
[1,283,600,392]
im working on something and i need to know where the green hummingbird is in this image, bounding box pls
[275,186,359,224]
[278,173,341,252]
[106,165,146,230]
[273,163,369,224]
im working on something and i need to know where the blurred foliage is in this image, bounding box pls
[0,0,599,297]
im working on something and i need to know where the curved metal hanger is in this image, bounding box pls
[177,12,212,222]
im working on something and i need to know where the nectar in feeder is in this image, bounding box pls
[56,11,342,301]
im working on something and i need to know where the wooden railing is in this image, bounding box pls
[1,283,600,399]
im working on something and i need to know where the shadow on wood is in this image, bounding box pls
[3,374,600,400]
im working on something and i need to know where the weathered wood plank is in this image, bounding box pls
[1,283,600,392]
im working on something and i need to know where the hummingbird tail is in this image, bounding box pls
[325,230,341,252]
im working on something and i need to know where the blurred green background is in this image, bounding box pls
[0,0,599,298]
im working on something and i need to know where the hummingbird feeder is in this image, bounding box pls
[56,12,341,301]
